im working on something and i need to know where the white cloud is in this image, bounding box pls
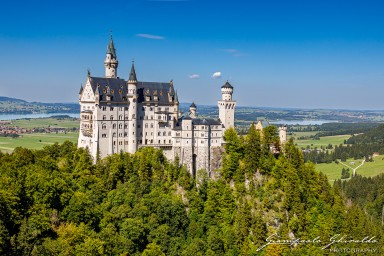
[189,74,200,79]
[211,71,222,79]
[136,34,165,40]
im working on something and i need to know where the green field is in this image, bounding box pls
[0,132,78,153]
[7,117,79,129]
[293,134,351,149]
[316,156,384,182]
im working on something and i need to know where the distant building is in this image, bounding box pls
[78,37,236,176]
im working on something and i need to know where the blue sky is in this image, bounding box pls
[0,0,383,109]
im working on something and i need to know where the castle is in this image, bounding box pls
[78,37,286,176]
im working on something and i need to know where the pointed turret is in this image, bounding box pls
[106,35,116,59]
[129,62,137,82]
[104,36,118,78]
[79,84,83,94]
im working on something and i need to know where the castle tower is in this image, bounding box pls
[279,125,287,144]
[218,81,236,130]
[189,102,197,118]
[104,36,118,78]
[127,62,138,154]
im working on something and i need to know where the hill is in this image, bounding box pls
[0,127,382,255]
[0,96,26,103]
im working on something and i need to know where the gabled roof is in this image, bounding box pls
[192,118,221,126]
[190,102,196,108]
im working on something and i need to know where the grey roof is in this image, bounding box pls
[88,76,176,104]
[79,84,83,94]
[89,77,127,102]
[129,63,137,81]
[137,81,174,104]
[190,102,196,108]
[221,81,233,89]
[107,36,116,58]
[192,118,221,126]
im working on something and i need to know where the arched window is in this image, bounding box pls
[124,124,128,129]
[119,115,123,120]
[102,124,106,129]
[103,115,106,120]
[113,124,116,129]
[163,131,166,136]
[119,124,123,129]
[168,131,171,136]
[112,132,116,137]
[110,115,114,120]
[145,123,148,128]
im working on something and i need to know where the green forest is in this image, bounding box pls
[0,125,383,255]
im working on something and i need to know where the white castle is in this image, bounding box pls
[78,37,286,176]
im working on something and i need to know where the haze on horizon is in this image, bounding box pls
[0,0,383,110]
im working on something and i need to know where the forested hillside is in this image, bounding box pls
[0,126,383,255]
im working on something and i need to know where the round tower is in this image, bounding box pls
[104,36,118,78]
[189,102,197,118]
[218,81,236,130]
[127,62,138,154]
[279,125,287,144]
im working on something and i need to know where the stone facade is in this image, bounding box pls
[78,37,236,176]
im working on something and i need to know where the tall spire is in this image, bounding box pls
[104,35,118,78]
[106,35,116,59]
[129,61,137,82]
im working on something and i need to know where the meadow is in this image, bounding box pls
[316,156,384,182]
[0,132,78,153]
[8,117,79,129]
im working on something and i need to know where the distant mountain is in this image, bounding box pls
[0,96,26,103]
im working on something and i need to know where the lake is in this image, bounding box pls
[271,120,338,125]
[0,113,79,120]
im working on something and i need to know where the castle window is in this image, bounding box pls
[133,132,135,135]
[158,140,160,144]
[201,133,204,137]
[145,124,148,128]
[119,133,123,137]
[113,124,116,129]
[125,115,128,119]
[168,132,171,136]
[110,107,114,111]
[113,133,116,137]
[103,115,106,120]
[158,132,161,136]
[113,141,116,145]
[102,106,106,111]
[119,115,123,120]
[151,124,154,128]
[125,124,128,129]
[102,134,107,138]
[164,140,166,144]
[151,116,153,120]
[151,140,153,143]
[102,124,106,129]
[124,132,127,137]
[138,124,141,128]
[169,140,171,144]
[165,107,169,111]
[125,107,128,111]
[119,124,123,129]
[110,115,114,120]
[119,107,123,111]
[142,107,145,111]
[150,107,153,111]
[201,141,204,144]
[119,141,122,145]
[125,141,128,145]
[158,116,161,120]
[132,114,136,119]
[163,132,166,136]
